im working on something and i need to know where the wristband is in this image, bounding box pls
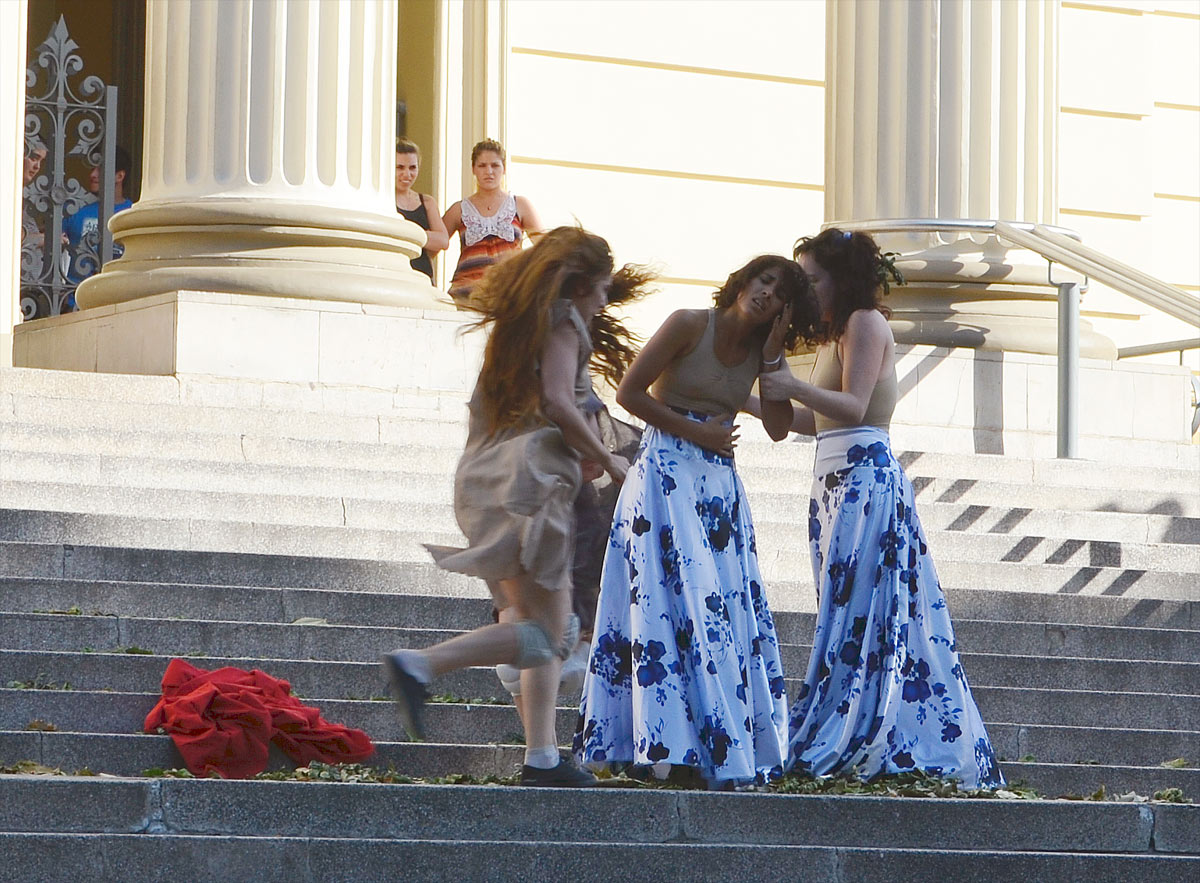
[762,354,783,368]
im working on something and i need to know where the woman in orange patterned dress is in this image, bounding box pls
[442,138,543,308]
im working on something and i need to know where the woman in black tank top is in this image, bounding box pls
[395,139,449,283]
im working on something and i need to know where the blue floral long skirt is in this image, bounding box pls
[573,415,788,786]
[787,427,1004,789]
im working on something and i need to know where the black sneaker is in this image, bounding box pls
[382,651,429,742]
[520,753,598,787]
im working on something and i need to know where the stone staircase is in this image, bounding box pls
[0,366,1197,880]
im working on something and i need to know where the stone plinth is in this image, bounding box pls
[13,291,484,393]
[784,345,1195,468]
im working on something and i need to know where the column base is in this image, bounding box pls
[13,290,484,391]
[877,233,1119,359]
[75,198,446,311]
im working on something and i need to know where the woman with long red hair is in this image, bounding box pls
[384,226,651,787]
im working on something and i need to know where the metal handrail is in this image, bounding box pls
[999,222,1198,328]
[827,217,1083,242]
[1117,338,1200,360]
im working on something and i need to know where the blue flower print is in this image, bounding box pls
[593,629,633,687]
[634,639,669,687]
[699,716,733,768]
[789,428,1006,789]
[696,496,734,551]
[574,418,788,787]
[647,741,671,762]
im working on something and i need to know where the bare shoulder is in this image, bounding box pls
[846,308,891,339]
[658,308,708,342]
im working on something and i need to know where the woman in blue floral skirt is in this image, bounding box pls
[758,228,1004,789]
[574,255,818,788]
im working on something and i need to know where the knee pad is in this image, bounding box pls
[559,614,581,662]
[511,620,556,669]
[511,614,583,669]
[495,663,522,696]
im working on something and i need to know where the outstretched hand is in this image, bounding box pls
[758,359,798,402]
[693,412,738,458]
[762,302,792,368]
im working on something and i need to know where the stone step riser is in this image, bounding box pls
[5,566,1197,633]
[1,832,1195,883]
[6,413,1200,492]
[2,731,1197,803]
[3,652,1195,731]
[3,690,1195,771]
[0,526,1195,610]
[7,446,1199,518]
[2,615,1198,694]
[4,589,1197,662]
[0,779,1194,856]
[6,480,1197,547]
[3,505,1198,576]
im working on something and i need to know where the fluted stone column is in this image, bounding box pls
[77,0,440,310]
[826,0,1114,357]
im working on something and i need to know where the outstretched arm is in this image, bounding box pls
[758,310,889,425]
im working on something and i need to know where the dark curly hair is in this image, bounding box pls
[711,254,819,352]
[794,229,900,343]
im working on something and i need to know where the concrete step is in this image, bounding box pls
[5,505,1197,582]
[8,391,402,446]
[4,578,1198,662]
[1,511,1196,611]
[0,777,1195,856]
[1,831,1195,883]
[2,612,1198,695]
[3,545,1198,630]
[2,729,1197,801]
[7,475,1197,550]
[3,689,1195,771]
[3,650,1196,731]
[8,441,1199,520]
[7,415,1199,499]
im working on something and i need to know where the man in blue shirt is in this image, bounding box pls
[63,146,133,298]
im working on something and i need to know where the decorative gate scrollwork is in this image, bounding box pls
[21,15,118,320]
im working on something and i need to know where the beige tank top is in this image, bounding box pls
[654,309,759,416]
[810,342,899,433]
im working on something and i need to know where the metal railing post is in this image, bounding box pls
[1057,281,1080,458]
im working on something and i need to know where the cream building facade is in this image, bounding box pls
[3,0,1198,460]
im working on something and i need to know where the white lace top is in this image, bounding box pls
[460,193,521,247]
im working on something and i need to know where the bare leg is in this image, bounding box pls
[420,621,520,677]
[518,586,571,752]
[497,605,527,727]
[420,572,566,677]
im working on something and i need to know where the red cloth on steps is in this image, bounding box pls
[144,658,374,778]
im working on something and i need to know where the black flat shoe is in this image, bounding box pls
[520,753,598,787]
[382,651,429,742]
